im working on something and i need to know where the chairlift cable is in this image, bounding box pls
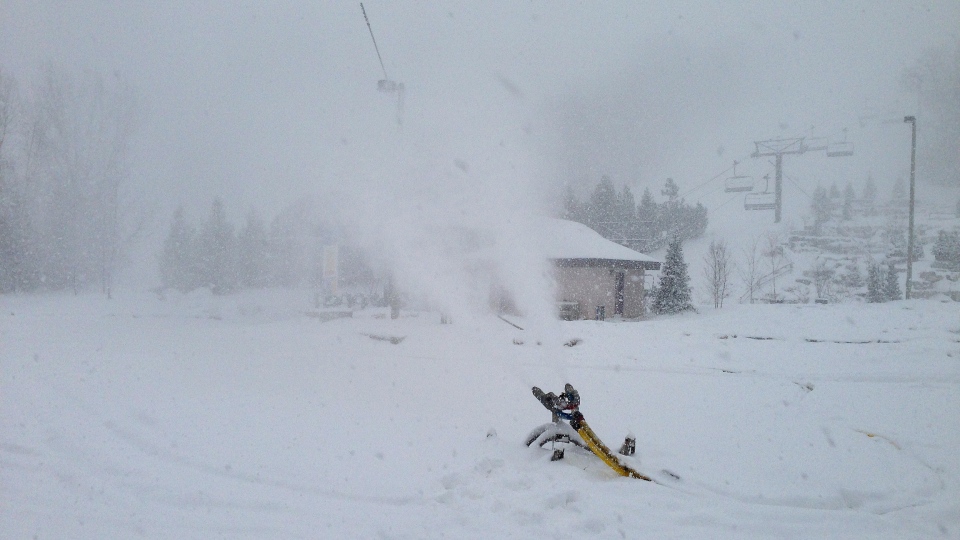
[360,3,389,80]
[711,190,746,214]
[680,162,734,199]
[680,152,752,200]
[784,174,812,200]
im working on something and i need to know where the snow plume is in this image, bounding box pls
[329,122,560,340]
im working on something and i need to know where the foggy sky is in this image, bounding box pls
[2,1,958,224]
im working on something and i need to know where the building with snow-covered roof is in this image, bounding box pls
[543,219,660,320]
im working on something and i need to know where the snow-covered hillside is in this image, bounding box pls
[2,291,959,539]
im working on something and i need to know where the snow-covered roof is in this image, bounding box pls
[541,219,660,269]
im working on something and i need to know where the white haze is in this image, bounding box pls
[2,1,959,318]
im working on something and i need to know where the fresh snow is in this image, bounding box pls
[539,218,661,263]
[2,291,959,539]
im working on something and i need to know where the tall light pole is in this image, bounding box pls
[903,116,917,299]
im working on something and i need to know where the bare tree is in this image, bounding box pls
[738,234,763,304]
[763,231,789,302]
[0,70,29,292]
[17,68,141,295]
[811,257,834,300]
[703,238,733,308]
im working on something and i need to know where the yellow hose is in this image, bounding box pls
[576,421,651,481]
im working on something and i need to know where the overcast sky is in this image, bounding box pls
[2,1,959,227]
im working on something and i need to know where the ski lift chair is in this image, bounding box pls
[725,175,754,193]
[724,160,755,192]
[826,141,854,157]
[744,192,776,211]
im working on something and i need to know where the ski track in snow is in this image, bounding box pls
[1,292,958,539]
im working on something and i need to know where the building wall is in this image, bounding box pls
[554,266,646,319]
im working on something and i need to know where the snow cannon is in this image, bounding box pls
[526,385,652,481]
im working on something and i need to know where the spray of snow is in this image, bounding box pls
[325,85,563,348]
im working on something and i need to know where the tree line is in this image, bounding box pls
[158,199,374,295]
[561,176,708,253]
[0,68,141,296]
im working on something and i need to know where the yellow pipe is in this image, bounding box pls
[575,420,651,481]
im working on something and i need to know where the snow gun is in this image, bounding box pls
[527,384,651,481]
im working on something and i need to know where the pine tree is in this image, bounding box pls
[680,202,709,240]
[197,198,237,294]
[618,185,636,224]
[932,230,960,264]
[159,206,198,292]
[636,187,659,251]
[866,263,885,303]
[842,182,856,220]
[910,236,925,262]
[661,178,680,201]
[891,177,907,203]
[862,175,878,215]
[659,178,682,238]
[237,208,269,289]
[811,185,832,234]
[829,182,841,199]
[562,185,583,223]
[841,262,865,291]
[652,236,693,314]
[884,263,902,301]
[587,175,617,230]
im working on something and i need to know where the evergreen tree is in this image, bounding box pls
[618,185,636,222]
[616,184,643,250]
[635,187,659,251]
[842,182,856,220]
[661,177,680,201]
[862,175,878,215]
[840,262,865,292]
[932,230,960,263]
[891,177,907,202]
[562,185,584,222]
[563,177,707,254]
[910,236,925,262]
[587,175,617,231]
[811,185,832,234]
[652,236,693,314]
[237,208,269,288]
[680,202,709,240]
[866,263,885,303]
[197,198,237,294]
[884,263,902,301]
[659,178,682,239]
[267,201,313,288]
[829,182,841,199]
[159,206,198,292]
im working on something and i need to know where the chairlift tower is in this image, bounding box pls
[750,136,848,223]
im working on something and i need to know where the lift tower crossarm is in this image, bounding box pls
[747,134,851,223]
[750,136,826,223]
[751,137,808,158]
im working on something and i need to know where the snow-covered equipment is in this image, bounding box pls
[744,174,777,211]
[826,141,854,157]
[724,161,754,192]
[527,385,652,481]
[744,191,777,211]
[826,128,854,157]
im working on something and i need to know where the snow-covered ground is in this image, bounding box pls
[2,291,959,539]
